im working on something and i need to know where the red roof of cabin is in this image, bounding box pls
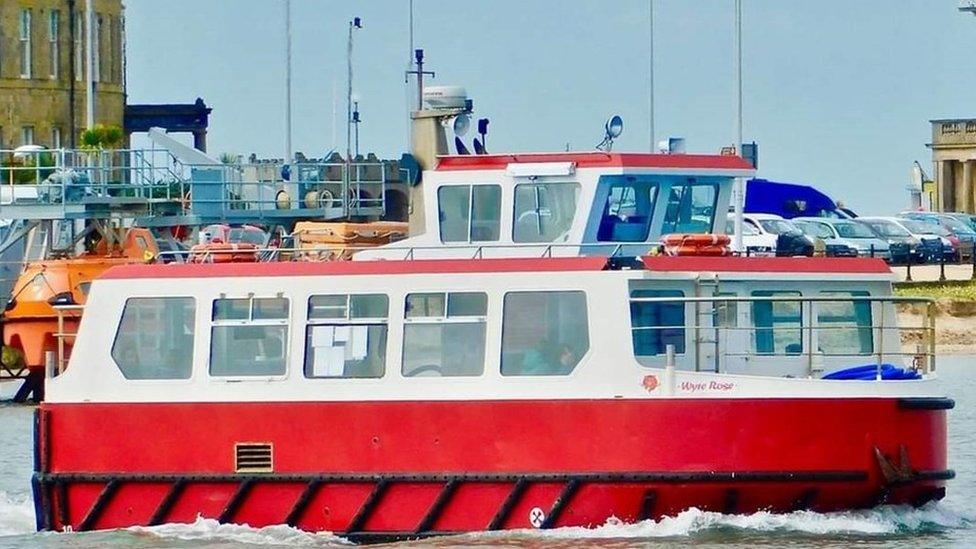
[641,256,892,274]
[436,152,754,171]
[101,256,611,279]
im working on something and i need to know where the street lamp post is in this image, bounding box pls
[346,17,362,218]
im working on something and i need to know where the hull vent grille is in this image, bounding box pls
[235,443,273,473]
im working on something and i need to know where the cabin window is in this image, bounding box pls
[629,288,685,361]
[817,291,873,354]
[111,297,195,380]
[598,180,659,242]
[438,185,502,243]
[501,291,588,376]
[210,297,289,377]
[752,291,803,355]
[661,183,718,234]
[513,183,580,243]
[305,294,388,378]
[402,292,487,377]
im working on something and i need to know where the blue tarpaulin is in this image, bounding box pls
[744,178,839,219]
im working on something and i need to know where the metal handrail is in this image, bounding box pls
[629,294,935,379]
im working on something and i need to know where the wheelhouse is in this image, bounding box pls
[358,152,754,259]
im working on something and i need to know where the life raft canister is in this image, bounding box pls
[188,242,260,263]
[660,233,731,257]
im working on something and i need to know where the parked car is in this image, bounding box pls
[741,214,814,257]
[944,212,976,232]
[857,217,940,264]
[792,219,858,257]
[725,215,776,256]
[792,218,891,260]
[899,212,976,261]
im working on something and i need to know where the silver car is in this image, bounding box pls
[792,217,891,259]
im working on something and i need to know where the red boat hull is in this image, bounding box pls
[34,397,951,538]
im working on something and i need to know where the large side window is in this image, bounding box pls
[597,180,659,242]
[501,291,588,376]
[438,185,501,243]
[752,291,802,355]
[513,183,580,243]
[629,288,685,362]
[306,294,388,378]
[402,292,487,377]
[661,183,718,234]
[818,291,873,355]
[210,297,289,376]
[112,297,195,380]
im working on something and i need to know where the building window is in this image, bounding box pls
[93,15,102,83]
[51,127,62,149]
[104,16,112,83]
[402,292,487,377]
[21,126,35,146]
[210,297,289,377]
[111,298,196,380]
[438,184,502,243]
[629,288,685,360]
[305,294,388,378]
[597,178,659,242]
[661,182,719,234]
[752,291,803,355]
[513,183,580,243]
[49,10,60,79]
[501,291,589,376]
[817,292,873,355]
[20,9,32,79]
[74,14,83,82]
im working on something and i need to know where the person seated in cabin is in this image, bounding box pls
[519,340,576,376]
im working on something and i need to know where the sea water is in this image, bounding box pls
[0,358,972,548]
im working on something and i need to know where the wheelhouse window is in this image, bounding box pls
[402,292,487,377]
[210,297,289,376]
[501,291,588,376]
[111,297,195,380]
[513,183,580,243]
[305,294,388,378]
[438,184,501,243]
[752,291,802,355]
[661,182,718,234]
[597,179,659,242]
[629,288,685,361]
[817,291,873,355]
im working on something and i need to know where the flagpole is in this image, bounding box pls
[649,0,655,152]
[732,0,744,251]
[85,0,94,129]
[284,0,293,164]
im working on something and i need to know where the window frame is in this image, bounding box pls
[628,288,687,360]
[401,291,489,378]
[437,184,502,244]
[19,9,32,79]
[500,290,590,377]
[110,296,197,381]
[512,182,581,243]
[209,296,290,379]
[751,290,804,355]
[816,291,874,355]
[48,10,59,79]
[304,293,389,379]
[660,181,720,235]
[597,179,660,243]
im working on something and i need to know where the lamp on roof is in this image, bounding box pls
[596,115,623,152]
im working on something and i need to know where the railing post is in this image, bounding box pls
[939,252,947,282]
[971,244,975,280]
[806,300,814,378]
[44,351,55,380]
[905,249,913,282]
[927,300,937,373]
[664,344,676,396]
[870,244,875,258]
[876,302,885,381]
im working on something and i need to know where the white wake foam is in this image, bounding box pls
[129,516,351,546]
[520,503,971,539]
[0,491,35,536]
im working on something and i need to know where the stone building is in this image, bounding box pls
[0,0,124,150]
[928,118,976,213]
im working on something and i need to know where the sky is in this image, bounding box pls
[125,0,976,215]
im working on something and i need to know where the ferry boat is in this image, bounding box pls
[32,234,951,539]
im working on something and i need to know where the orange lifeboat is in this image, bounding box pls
[2,228,158,385]
[661,233,731,257]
